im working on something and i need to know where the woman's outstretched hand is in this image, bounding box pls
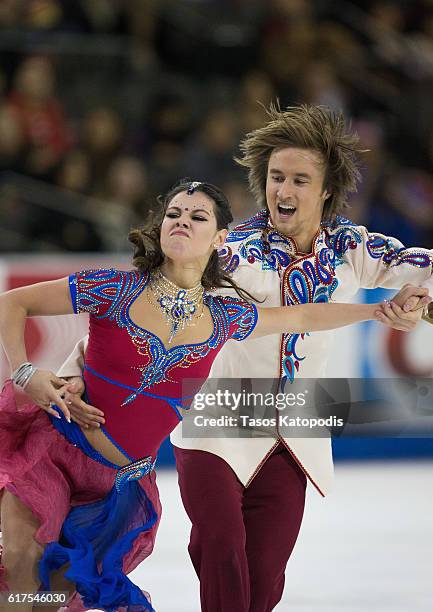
[24,369,71,421]
[375,284,432,331]
[64,376,105,429]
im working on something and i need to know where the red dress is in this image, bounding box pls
[71,268,257,462]
[0,268,257,611]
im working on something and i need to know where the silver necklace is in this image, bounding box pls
[149,269,205,343]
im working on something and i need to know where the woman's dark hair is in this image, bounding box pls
[128,179,259,302]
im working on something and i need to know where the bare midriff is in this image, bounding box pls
[81,426,131,468]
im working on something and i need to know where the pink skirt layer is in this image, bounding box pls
[0,380,161,611]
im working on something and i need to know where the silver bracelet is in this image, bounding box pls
[11,362,37,389]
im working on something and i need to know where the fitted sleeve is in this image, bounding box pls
[220,296,258,341]
[68,268,124,316]
[348,226,433,289]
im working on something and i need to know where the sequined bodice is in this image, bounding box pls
[69,269,257,460]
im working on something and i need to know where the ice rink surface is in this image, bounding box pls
[128,462,433,612]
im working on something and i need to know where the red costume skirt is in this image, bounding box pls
[0,381,161,611]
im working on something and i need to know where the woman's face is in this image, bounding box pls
[160,190,227,265]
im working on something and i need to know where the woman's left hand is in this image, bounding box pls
[375,285,431,331]
[376,299,430,331]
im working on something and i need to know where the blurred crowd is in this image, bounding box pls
[0,0,432,252]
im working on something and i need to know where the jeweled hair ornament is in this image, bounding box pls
[187,181,202,195]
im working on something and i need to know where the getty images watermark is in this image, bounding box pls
[192,388,344,430]
[180,378,433,438]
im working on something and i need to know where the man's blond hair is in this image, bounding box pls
[236,103,363,220]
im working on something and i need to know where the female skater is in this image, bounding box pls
[0,180,411,612]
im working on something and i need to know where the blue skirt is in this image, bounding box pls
[39,413,158,612]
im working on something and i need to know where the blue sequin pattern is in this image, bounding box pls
[70,269,258,404]
[69,268,123,315]
[366,234,432,268]
[220,210,432,389]
[115,456,156,492]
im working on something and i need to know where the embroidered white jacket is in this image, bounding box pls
[58,211,433,496]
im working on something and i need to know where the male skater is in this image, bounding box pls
[61,105,433,612]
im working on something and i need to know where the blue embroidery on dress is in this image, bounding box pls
[70,269,124,315]
[73,270,257,404]
[84,364,191,418]
[219,297,258,341]
[115,457,156,492]
[121,293,256,403]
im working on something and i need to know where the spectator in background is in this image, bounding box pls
[147,140,185,201]
[147,93,194,154]
[236,70,277,133]
[61,0,124,34]
[0,0,431,257]
[347,118,390,225]
[55,149,92,195]
[23,0,64,30]
[368,0,408,68]
[97,155,150,251]
[239,71,275,110]
[0,69,6,103]
[183,108,239,187]
[361,125,433,247]
[7,55,72,181]
[125,0,160,72]
[26,198,104,253]
[144,92,194,195]
[221,179,258,227]
[298,60,349,114]
[260,0,316,100]
[371,161,433,247]
[0,103,37,251]
[0,104,26,174]
[315,20,366,72]
[0,0,23,29]
[405,9,433,78]
[81,106,124,195]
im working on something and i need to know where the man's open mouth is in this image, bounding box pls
[277,204,296,217]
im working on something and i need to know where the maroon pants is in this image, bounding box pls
[174,443,307,612]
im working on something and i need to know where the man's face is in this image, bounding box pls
[265,147,330,251]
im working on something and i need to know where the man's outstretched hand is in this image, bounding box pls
[376,284,431,331]
[64,376,105,429]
